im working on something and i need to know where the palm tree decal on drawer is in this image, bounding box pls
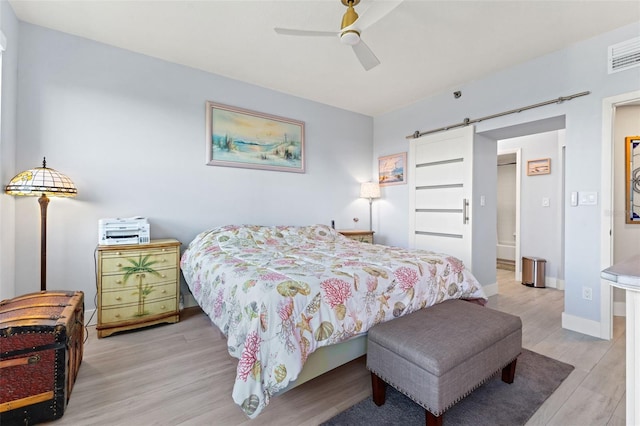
[121,254,160,317]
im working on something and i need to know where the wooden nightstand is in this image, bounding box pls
[96,239,181,338]
[338,230,374,244]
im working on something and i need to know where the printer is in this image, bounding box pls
[98,217,150,245]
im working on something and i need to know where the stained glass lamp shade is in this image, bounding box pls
[5,157,77,290]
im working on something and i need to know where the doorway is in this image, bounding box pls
[480,116,566,298]
[600,90,640,340]
[496,150,520,278]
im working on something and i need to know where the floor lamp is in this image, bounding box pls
[5,157,77,291]
[360,182,380,231]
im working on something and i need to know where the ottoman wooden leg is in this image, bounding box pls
[501,358,518,384]
[371,372,387,406]
[426,410,443,426]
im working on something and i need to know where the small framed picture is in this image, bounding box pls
[378,152,407,186]
[527,158,551,176]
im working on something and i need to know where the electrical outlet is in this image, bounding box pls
[582,287,593,301]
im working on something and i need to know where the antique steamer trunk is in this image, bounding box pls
[0,291,84,425]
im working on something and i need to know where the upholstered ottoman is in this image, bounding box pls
[367,299,522,426]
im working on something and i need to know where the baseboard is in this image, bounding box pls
[561,312,602,338]
[85,308,97,326]
[511,276,564,290]
[483,282,498,297]
[613,301,626,317]
[543,276,565,290]
[184,293,198,308]
[543,276,556,288]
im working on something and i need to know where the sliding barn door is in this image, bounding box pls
[408,126,474,269]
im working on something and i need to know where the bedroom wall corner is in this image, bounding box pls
[482,282,499,297]
[0,1,19,301]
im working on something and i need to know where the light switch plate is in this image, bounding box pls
[571,192,578,206]
[579,191,598,206]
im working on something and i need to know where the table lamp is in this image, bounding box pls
[5,157,77,291]
[360,181,380,231]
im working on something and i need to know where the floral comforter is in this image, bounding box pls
[180,224,486,418]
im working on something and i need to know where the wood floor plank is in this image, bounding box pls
[547,386,620,425]
[608,395,626,426]
[41,271,625,425]
[580,334,626,402]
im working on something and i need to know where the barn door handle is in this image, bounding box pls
[462,199,469,224]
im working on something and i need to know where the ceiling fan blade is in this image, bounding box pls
[352,40,380,71]
[346,0,404,32]
[274,27,338,37]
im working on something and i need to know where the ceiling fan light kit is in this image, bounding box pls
[340,31,360,46]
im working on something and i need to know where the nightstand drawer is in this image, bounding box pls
[100,268,178,290]
[100,282,178,307]
[99,297,178,325]
[101,251,177,274]
[354,234,374,244]
[100,245,178,259]
[338,230,374,244]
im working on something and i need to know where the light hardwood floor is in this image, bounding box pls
[48,270,626,425]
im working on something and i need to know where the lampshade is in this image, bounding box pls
[5,158,77,198]
[360,182,380,199]
[5,157,77,292]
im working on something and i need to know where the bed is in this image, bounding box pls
[180,224,487,418]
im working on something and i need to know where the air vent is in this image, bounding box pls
[608,36,640,74]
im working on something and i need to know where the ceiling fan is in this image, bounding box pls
[274,0,403,71]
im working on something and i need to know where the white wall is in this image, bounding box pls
[374,22,640,331]
[471,132,497,287]
[12,23,373,310]
[0,1,18,301]
[613,105,640,308]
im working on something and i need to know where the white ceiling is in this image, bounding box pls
[8,0,640,116]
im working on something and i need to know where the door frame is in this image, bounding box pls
[496,148,522,281]
[600,89,640,340]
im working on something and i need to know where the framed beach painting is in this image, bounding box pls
[626,136,640,224]
[206,101,305,173]
[378,152,407,186]
[526,158,551,176]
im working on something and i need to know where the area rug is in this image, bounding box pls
[322,349,573,426]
